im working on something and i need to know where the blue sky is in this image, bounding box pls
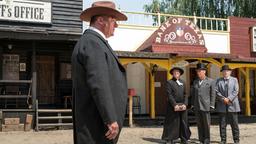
[84,0,152,12]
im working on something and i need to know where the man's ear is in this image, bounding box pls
[96,16,105,26]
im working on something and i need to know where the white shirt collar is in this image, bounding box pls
[224,76,230,80]
[199,80,203,85]
[88,26,107,40]
[176,79,183,86]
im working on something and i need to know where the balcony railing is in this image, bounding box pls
[119,11,229,32]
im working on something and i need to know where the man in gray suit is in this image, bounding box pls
[72,1,128,144]
[216,65,240,144]
[191,63,216,144]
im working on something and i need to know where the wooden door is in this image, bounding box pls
[155,71,167,116]
[36,56,55,105]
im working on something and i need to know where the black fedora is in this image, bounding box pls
[220,65,232,72]
[170,67,184,75]
[196,63,207,70]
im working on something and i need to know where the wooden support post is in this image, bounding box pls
[245,68,251,116]
[150,72,155,119]
[58,112,62,129]
[167,60,172,80]
[128,95,133,127]
[167,68,172,80]
[32,42,37,110]
[35,100,39,131]
[238,69,242,99]
[0,111,2,131]
[220,58,225,65]
[207,63,211,77]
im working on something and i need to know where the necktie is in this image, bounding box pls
[224,79,229,97]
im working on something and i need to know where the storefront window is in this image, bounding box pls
[2,54,19,80]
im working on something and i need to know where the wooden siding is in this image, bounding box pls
[0,0,83,35]
[229,17,256,58]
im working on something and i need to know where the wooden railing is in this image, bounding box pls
[35,100,72,131]
[118,11,229,32]
[0,80,32,108]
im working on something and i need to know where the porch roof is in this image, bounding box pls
[116,51,256,63]
[0,26,82,41]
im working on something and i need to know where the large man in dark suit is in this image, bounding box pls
[71,1,128,144]
[216,65,240,144]
[191,63,216,144]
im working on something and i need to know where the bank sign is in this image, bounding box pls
[0,0,52,24]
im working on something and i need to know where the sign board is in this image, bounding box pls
[19,63,26,72]
[0,0,52,24]
[155,17,205,46]
[252,27,256,52]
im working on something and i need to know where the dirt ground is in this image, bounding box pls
[0,123,256,144]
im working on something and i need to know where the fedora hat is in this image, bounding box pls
[196,63,207,70]
[220,65,232,72]
[170,67,184,75]
[80,1,127,22]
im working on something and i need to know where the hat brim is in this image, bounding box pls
[80,7,127,22]
[170,67,184,75]
[196,68,207,70]
[220,68,232,72]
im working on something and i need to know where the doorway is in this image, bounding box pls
[36,56,55,107]
[155,71,167,116]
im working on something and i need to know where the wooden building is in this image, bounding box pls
[0,0,82,127]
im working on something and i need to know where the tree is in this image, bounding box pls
[144,0,256,20]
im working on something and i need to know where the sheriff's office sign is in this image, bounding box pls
[0,0,52,24]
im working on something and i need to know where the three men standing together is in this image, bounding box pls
[163,63,240,144]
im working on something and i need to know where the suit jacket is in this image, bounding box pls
[191,77,216,111]
[72,29,128,144]
[215,76,240,112]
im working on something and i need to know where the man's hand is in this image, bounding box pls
[174,105,180,111]
[105,121,119,140]
[223,98,231,105]
[210,106,215,112]
[181,104,187,110]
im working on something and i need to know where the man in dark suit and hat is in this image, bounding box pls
[71,1,128,144]
[191,63,216,144]
[162,67,190,144]
[216,65,240,144]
